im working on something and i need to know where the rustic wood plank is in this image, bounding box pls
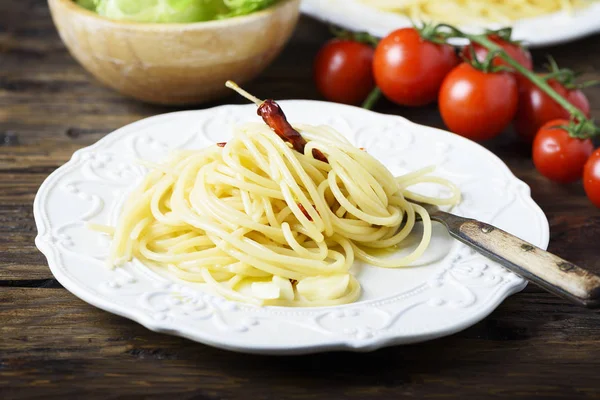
[1,288,599,399]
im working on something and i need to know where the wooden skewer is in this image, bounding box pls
[225,80,263,106]
[224,80,329,163]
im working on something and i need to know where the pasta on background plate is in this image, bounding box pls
[359,0,591,26]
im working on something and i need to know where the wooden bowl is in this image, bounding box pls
[48,0,301,105]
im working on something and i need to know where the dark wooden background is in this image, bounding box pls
[2,1,600,398]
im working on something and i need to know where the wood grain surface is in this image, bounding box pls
[1,1,600,398]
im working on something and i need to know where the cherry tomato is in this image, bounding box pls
[373,28,458,106]
[462,35,533,71]
[438,63,518,141]
[532,119,594,183]
[313,39,375,105]
[584,149,600,208]
[515,78,591,143]
[566,87,590,117]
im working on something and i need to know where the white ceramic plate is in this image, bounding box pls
[34,101,549,354]
[301,0,600,47]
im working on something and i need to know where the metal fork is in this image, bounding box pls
[413,201,600,308]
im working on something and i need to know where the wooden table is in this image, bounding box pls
[2,2,600,398]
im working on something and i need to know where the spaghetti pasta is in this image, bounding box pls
[105,118,460,307]
[359,0,591,26]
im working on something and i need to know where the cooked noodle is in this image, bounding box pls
[359,0,592,26]
[103,121,460,306]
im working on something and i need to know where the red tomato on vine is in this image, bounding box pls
[583,149,600,208]
[373,28,458,106]
[533,119,594,183]
[314,39,375,105]
[515,78,591,143]
[438,63,518,141]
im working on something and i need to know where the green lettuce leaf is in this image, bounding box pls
[73,0,279,22]
[75,0,99,10]
[93,0,228,23]
[219,0,278,18]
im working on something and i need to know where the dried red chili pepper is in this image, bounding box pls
[258,100,328,162]
[226,81,328,163]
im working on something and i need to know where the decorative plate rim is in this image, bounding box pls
[34,101,549,354]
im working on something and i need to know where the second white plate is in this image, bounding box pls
[301,0,600,47]
[34,101,549,354]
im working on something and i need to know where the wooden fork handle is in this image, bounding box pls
[442,216,600,308]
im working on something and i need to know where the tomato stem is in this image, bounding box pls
[329,26,379,47]
[469,35,585,121]
[483,27,514,43]
[543,56,600,89]
[470,47,513,74]
[362,86,382,110]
